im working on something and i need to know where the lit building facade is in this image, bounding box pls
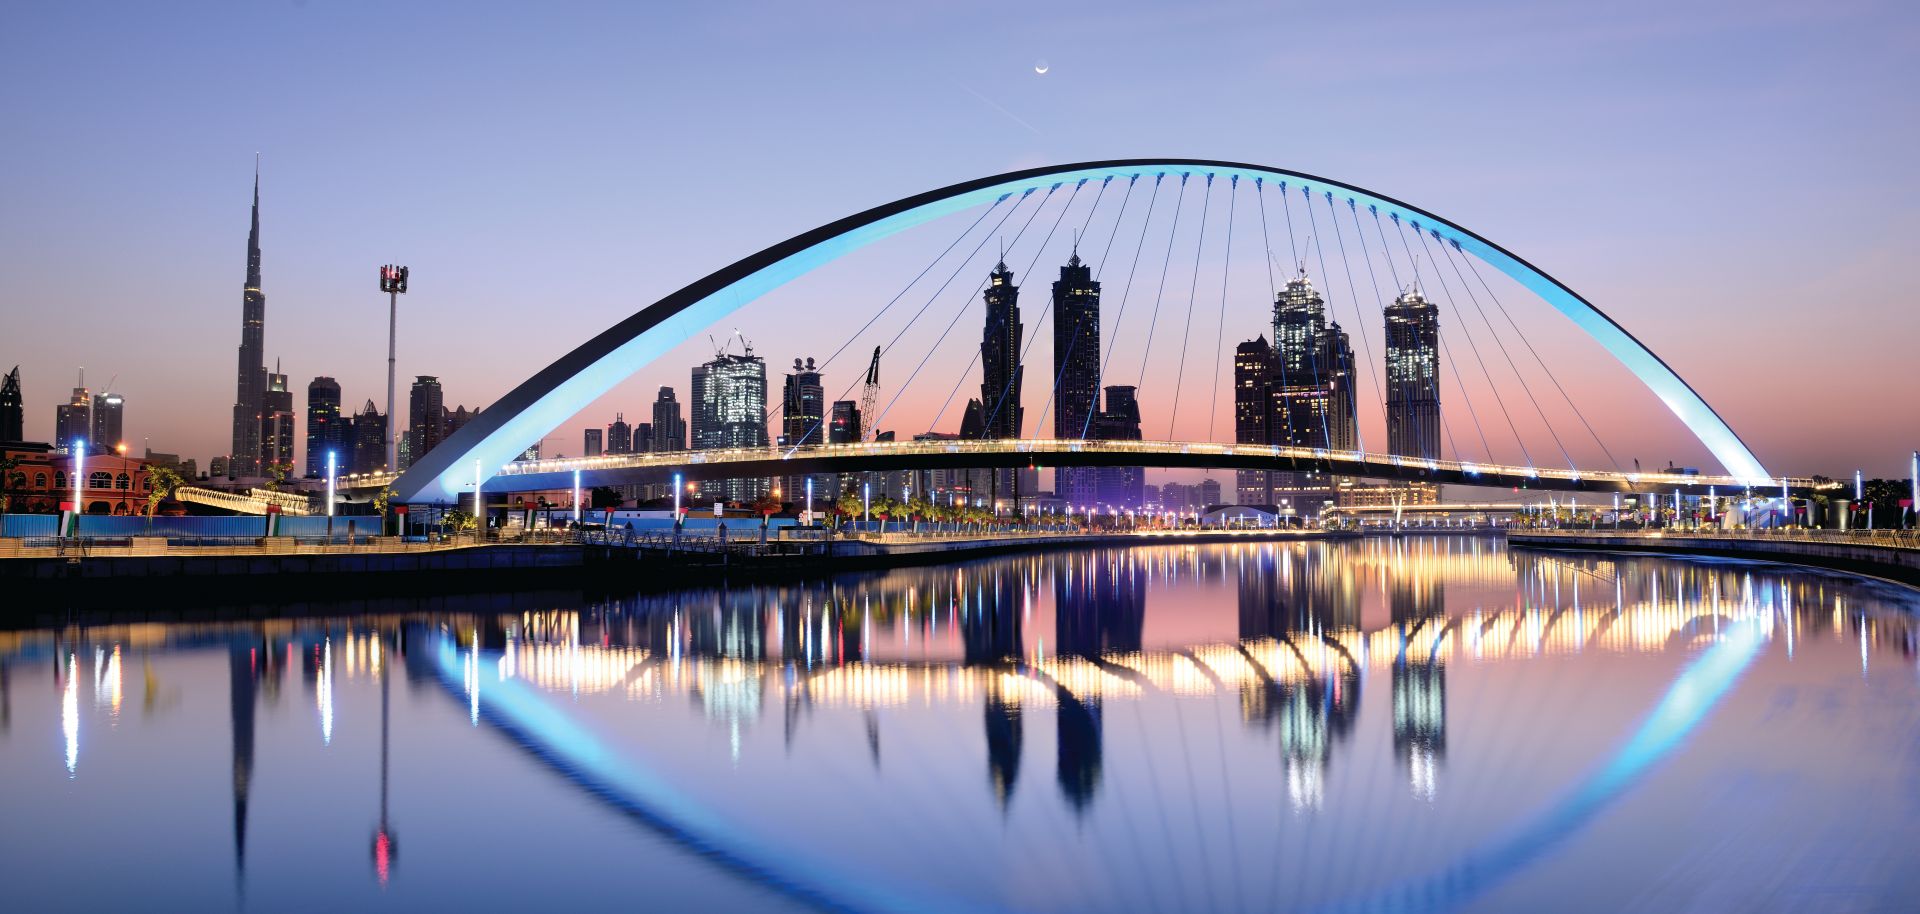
[405,376,446,470]
[0,366,22,443]
[1384,287,1441,461]
[55,382,90,451]
[228,169,267,479]
[91,392,125,453]
[693,347,770,502]
[260,368,293,475]
[1053,252,1101,508]
[305,377,343,478]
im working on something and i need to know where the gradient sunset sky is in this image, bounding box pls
[2,0,1915,478]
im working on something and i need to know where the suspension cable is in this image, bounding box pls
[1305,184,1360,451]
[1452,244,1622,472]
[1205,176,1238,443]
[1035,176,1140,436]
[918,184,1063,433]
[1254,180,1295,448]
[784,189,1033,452]
[767,194,1008,433]
[1165,174,1216,439]
[1417,227,1574,471]
[1395,216,1532,467]
[978,179,1095,433]
[1134,172,1193,390]
[1345,197,1433,460]
[1318,190,1384,451]
[1083,174,1166,439]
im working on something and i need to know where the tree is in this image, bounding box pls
[834,492,863,530]
[144,464,187,525]
[751,491,782,544]
[870,495,894,532]
[590,485,623,510]
[0,455,18,516]
[371,486,399,536]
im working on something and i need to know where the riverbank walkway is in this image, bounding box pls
[1508,528,1920,587]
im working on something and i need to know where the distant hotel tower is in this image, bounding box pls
[651,387,686,452]
[977,260,1024,503]
[305,377,342,477]
[1383,286,1441,461]
[228,165,268,479]
[261,364,293,474]
[1052,250,1102,508]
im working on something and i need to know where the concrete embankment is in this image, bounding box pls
[3,529,1357,605]
[1508,531,1920,587]
[1,544,588,605]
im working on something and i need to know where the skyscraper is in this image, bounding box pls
[1053,251,1102,508]
[979,260,1024,440]
[979,260,1024,505]
[305,377,343,478]
[0,366,23,443]
[91,391,124,453]
[228,164,267,479]
[1384,287,1441,461]
[693,344,770,502]
[350,400,386,475]
[650,387,686,452]
[1264,271,1349,513]
[781,358,826,502]
[1091,385,1144,508]
[583,428,603,457]
[405,376,446,469]
[55,377,90,450]
[1320,321,1358,452]
[261,366,294,475]
[607,414,633,454]
[1234,337,1276,505]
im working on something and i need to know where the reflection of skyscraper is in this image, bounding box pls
[965,569,1025,808]
[229,641,258,877]
[1052,550,1144,813]
[1388,550,1447,796]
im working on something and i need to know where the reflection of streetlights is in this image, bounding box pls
[370,630,397,888]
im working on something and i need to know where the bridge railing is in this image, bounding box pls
[492,437,1830,492]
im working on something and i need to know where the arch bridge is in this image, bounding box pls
[386,158,1789,505]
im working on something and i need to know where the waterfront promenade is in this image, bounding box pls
[1509,528,1920,586]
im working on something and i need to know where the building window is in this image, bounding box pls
[89,471,113,490]
[54,471,66,489]
[116,473,131,490]
[34,472,47,488]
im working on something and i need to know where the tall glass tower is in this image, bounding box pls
[228,164,267,479]
[305,377,342,478]
[1384,288,1441,460]
[695,346,770,502]
[1052,252,1100,507]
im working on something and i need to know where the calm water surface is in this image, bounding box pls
[4,536,1919,913]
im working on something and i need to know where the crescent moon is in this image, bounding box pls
[1034,63,1049,75]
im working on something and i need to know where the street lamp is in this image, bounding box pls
[572,469,582,525]
[805,477,814,527]
[327,450,337,539]
[71,438,84,538]
[673,472,682,520]
[378,265,410,472]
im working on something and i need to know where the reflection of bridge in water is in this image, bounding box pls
[448,538,1901,811]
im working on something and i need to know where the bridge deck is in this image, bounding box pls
[462,438,1823,498]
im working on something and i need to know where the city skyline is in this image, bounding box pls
[2,2,1915,478]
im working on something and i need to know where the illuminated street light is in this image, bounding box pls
[379,264,410,472]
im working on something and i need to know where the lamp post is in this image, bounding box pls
[572,469,581,526]
[71,439,84,539]
[327,450,337,539]
[379,265,409,472]
[805,477,814,528]
[673,472,682,521]
[472,458,482,536]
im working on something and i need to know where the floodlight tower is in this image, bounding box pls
[379,265,410,473]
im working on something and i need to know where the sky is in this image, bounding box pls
[2,0,1916,479]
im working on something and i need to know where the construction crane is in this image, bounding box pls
[858,346,881,441]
